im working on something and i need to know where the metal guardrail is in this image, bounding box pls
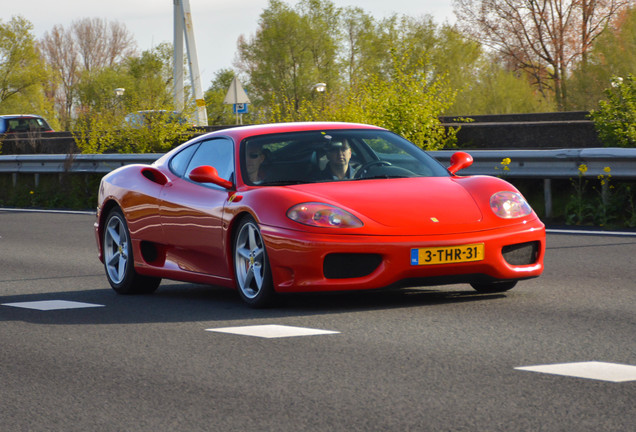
[0,153,161,175]
[1,148,634,178]
[433,148,636,179]
[1,148,635,218]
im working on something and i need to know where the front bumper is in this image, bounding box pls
[261,221,545,293]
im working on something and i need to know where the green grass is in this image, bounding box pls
[0,173,100,211]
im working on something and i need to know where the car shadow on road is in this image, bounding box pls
[0,282,507,326]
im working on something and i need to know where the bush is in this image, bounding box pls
[72,111,195,154]
[590,75,636,148]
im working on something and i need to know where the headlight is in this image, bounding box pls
[490,191,532,219]
[287,203,363,228]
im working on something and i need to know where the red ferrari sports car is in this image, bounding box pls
[95,122,545,307]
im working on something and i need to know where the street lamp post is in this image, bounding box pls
[312,83,327,118]
[313,83,327,93]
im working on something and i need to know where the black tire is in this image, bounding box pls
[233,215,275,307]
[102,208,161,294]
[470,280,517,294]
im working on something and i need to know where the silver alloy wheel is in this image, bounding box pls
[234,220,266,300]
[104,212,130,285]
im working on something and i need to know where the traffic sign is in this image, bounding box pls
[233,103,248,114]
[224,77,251,105]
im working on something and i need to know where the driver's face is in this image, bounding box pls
[246,147,264,180]
[327,145,351,168]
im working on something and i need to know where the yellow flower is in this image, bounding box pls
[603,166,611,173]
[578,164,588,175]
[501,158,511,166]
[29,191,34,195]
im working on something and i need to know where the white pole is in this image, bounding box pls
[173,0,184,111]
[180,0,208,126]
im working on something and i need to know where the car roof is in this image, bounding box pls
[0,114,47,119]
[204,122,385,140]
[156,122,387,165]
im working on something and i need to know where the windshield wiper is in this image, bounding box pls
[352,175,410,180]
[262,180,319,186]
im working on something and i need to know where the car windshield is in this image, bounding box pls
[241,129,449,185]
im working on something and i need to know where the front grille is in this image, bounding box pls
[323,253,382,279]
[502,241,540,265]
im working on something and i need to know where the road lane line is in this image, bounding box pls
[515,361,636,382]
[2,300,105,310]
[206,324,340,338]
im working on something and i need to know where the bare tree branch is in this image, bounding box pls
[39,18,136,128]
[453,0,632,109]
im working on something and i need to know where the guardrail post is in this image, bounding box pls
[544,179,552,219]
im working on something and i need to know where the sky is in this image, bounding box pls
[4,0,455,88]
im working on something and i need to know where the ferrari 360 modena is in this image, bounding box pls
[95,122,545,307]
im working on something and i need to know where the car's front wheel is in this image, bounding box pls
[470,280,517,294]
[233,216,275,307]
[103,208,161,294]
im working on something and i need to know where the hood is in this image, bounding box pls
[288,177,485,235]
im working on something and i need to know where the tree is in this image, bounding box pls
[269,48,458,149]
[339,52,457,149]
[447,53,551,115]
[453,0,631,110]
[237,0,340,109]
[0,16,49,108]
[75,66,131,115]
[235,0,459,147]
[340,7,382,86]
[73,44,193,154]
[73,43,186,118]
[73,18,136,72]
[339,14,465,87]
[40,18,137,128]
[39,25,78,128]
[123,44,176,110]
[569,6,636,109]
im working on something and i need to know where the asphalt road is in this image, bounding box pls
[1,210,635,431]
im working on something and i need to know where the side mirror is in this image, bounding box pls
[189,165,233,189]
[448,151,473,174]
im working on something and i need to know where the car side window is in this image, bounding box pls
[185,138,234,183]
[170,143,200,177]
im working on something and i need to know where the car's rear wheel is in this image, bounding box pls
[470,280,517,293]
[233,216,275,307]
[103,208,161,294]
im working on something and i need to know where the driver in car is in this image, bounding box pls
[318,139,355,180]
[246,143,266,184]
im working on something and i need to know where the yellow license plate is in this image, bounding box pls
[411,243,484,266]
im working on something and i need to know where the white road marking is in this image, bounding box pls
[2,300,105,311]
[206,324,340,338]
[515,361,636,382]
[546,228,636,237]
